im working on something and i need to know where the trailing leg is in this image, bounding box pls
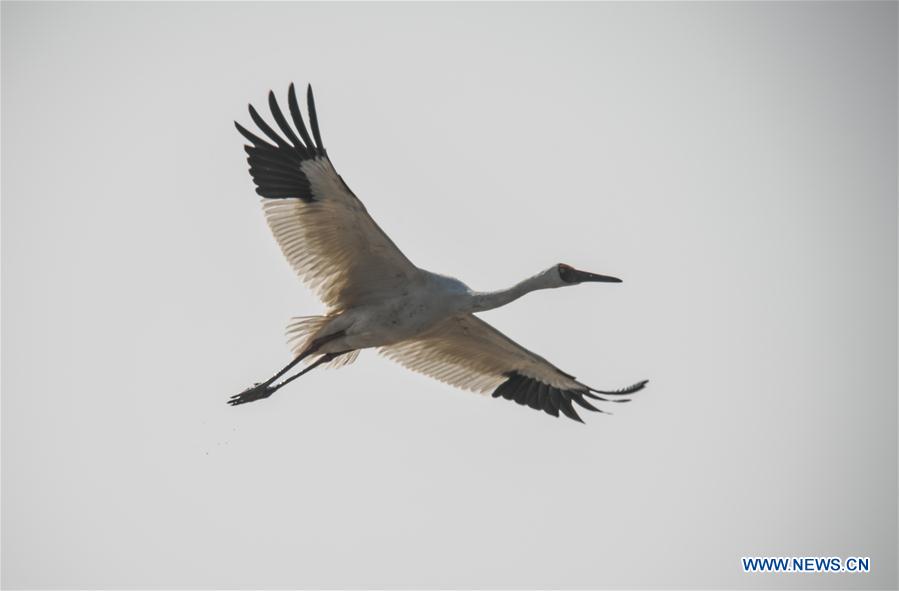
[227,331,345,406]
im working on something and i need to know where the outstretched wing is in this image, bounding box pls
[235,84,419,310]
[379,315,647,422]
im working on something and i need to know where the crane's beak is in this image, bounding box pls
[575,269,622,283]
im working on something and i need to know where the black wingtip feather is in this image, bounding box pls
[590,379,649,397]
[541,388,558,416]
[288,83,316,154]
[234,120,272,148]
[268,90,306,153]
[307,84,325,153]
[557,396,584,423]
[250,103,294,150]
[571,394,609,414]
[525,382,543,410]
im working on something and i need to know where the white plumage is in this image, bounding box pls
[229,84,647,422]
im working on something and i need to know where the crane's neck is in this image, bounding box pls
[466,272,556,313]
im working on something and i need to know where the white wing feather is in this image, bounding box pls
[379,314,586,393]
[262,158,418,311]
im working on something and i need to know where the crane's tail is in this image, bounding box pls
[285,316,360,369]
[286,315,330,357]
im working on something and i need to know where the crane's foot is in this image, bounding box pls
[227,382,276,406]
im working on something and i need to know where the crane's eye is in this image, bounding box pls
[557,263,579,284]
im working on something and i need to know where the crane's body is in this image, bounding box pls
[313,271,469,353]
[229,84,647,422]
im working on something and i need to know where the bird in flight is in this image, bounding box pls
[229,84,647,422]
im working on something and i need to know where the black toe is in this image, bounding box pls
[227,383,274,406]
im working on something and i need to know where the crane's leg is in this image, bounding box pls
[227,331,345,406]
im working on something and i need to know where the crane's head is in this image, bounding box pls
[555,263,621,285]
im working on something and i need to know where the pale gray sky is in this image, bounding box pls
[2,2,896,589]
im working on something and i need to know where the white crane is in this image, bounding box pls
[229,84,647,422]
